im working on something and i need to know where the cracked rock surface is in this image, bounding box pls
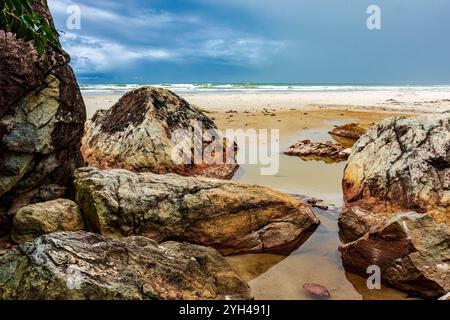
[73,167,320,256]
[0,0,86,232]
[82,87,238,180]
[341,115,450,239]
[0,231,252,300]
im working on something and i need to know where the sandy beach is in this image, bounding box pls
[83,90,450,119]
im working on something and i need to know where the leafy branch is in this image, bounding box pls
[0,0,59,55]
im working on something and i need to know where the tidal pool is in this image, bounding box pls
[227,124,415,300]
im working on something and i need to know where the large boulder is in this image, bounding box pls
[11,199,85,243]
[0,231,252,300]
[73,167,319,256]
[341,115,450,239]
[340,214,450,299]
[0,0,86,231]
[81,87,238,179]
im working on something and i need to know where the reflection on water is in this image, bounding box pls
[228,126,412,300]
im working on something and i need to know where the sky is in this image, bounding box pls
[48,0,450,84]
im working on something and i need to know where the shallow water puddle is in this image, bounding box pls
[228,126,413,300]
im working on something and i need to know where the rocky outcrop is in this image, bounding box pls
[73,167,319,256]
[329,122,373,140]
[340,214,450,299]
[0,231,252,300]
[285,140,351,163]
[81,87,238,179]
[341,115,450,239]
[0,0,86,231]
[11,199,85,243]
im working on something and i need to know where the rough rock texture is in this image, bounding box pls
[285,140,351,163]
[0,0,86,231]
[73,167,319,256]
[11,199,85,243]
[0,231,252,300]
[81,87,238,179]
[329,122,373,140]
[341,115,450,239]
[340,214,450,299]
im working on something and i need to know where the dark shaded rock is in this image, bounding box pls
[73,167,320,256]
[285,140,351,163]
[0,0,86,231]
[340,213,450,299]
[306,198,329,211]
[0,231,252,300]
[82,87,238,179]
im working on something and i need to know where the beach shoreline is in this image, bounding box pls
[83,90,450,119]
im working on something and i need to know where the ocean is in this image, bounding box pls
[79,83,450,96]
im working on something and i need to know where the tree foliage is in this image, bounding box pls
[0,0,59,54]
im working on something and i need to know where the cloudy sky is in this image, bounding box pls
[48,0,450,84]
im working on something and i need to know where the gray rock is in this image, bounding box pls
[341,115,450,239]
[0,231,252,300]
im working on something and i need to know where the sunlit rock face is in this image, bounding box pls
[81,87,238,180]
[341,115,450,239]
[0,0,86,232]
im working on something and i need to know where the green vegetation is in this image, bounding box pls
[0,0,59,54]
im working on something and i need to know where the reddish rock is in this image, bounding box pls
[340,213,450,299]
[303,283,331,298]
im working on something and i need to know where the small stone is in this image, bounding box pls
[285,140,351,163]
[303,283,331,298]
